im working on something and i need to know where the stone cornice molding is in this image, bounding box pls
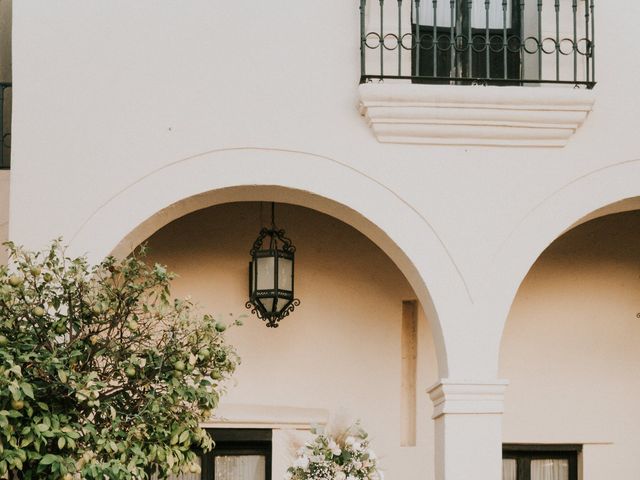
[428,379,509,419]
[358,83,595,147]
[202,404,329,429]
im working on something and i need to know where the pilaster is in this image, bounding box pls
[428,379,509,480]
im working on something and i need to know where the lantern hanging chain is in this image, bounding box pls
[249,202,297,256]
[259,201,264,230]
[270,202,277,250]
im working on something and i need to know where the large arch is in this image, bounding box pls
[498,208,640,479]
[68,147,472,378]
[492,158,640,355]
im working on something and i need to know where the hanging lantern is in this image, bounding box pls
[246,203,300,328]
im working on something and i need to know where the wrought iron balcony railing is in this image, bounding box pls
[359,0,595,88]
[0,83,11,169]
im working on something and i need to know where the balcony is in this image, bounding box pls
[360,0,595,86]
[357,0,596,147]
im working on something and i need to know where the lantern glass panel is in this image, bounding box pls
[260,298,274,313]
[276,297,290,313]
[256,255,275,290]
[278,257,293,291]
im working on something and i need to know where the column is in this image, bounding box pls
[428,379,509,480]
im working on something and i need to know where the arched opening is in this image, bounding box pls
[140,201,440,480]
[499,209,640,479]
[65,147,483,380]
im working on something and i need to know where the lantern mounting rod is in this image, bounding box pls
[271,202,275,228]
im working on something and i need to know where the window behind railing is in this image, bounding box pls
[359,0,595,88]
[0,83,11,169]
[0,0,11,170]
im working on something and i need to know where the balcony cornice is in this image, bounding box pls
[358,83,595,147]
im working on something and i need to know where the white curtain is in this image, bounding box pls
[531,459,569,480]
[415,0,512,29]
[502,459,517,480]
[214,455,266,480]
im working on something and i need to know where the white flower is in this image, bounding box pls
[346,476,358,480]
[293,455,309,470]
[328,440,341,456]
[353,441,363,451]
[354,461,362,470]
[335,471,347,480]
[368,451,377,460]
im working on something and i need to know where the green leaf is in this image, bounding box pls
[20,383,34,400]
[20,436,33,448]
[8,384,21,401]
[36,423,50,432]
[40,453,57,465]
[57,437,65,449]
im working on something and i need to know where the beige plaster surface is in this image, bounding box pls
[145,202,440,480]
[501,211,640,480]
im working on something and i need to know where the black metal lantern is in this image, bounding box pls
[246,203,300,328]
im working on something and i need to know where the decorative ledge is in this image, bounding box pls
[428,379,509,418]
[203,403,329,429]
[358,83,595,147]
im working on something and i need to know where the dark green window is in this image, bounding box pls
[154,429,272,480]
[412,0,521,82]
[502,444,580,480]
[203,429,272,480]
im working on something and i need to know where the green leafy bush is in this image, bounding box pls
[0,241,240,479]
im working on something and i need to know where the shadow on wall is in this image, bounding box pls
[141,201,440,480]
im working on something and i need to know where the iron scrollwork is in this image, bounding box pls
[245,298,301,328]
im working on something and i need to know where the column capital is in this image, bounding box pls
[427,379,509,419]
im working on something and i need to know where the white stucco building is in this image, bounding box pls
[1,1,638,479]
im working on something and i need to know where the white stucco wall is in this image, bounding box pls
[501,210,640,479]
[6,1,640,478]
[9,1,640,380]
[144,202,439,480]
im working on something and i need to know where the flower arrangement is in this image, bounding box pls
[286,424,382,480]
